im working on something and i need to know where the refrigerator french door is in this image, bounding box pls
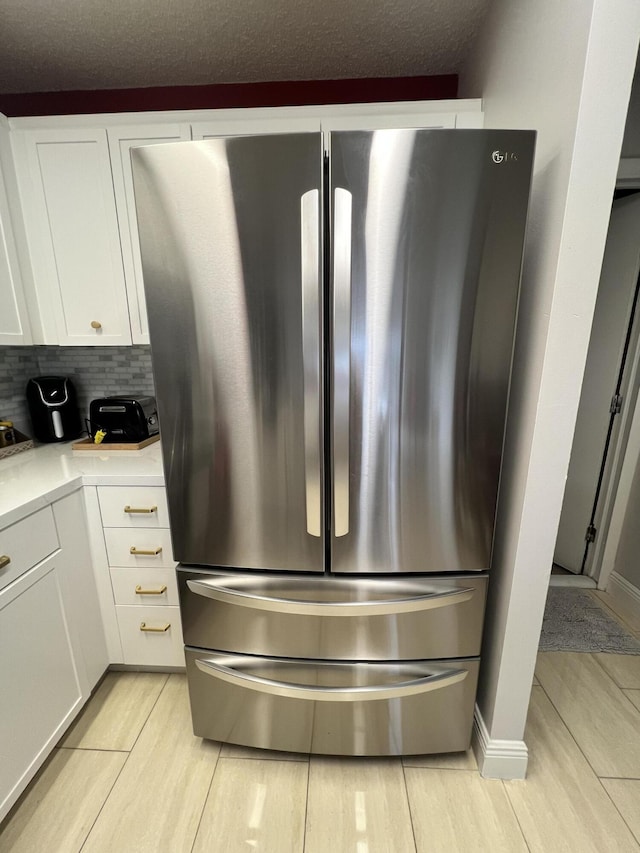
[133,129,535,755]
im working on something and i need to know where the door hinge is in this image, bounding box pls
[585,524,597,543]
[610,394,623,414]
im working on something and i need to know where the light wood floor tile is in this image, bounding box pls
[193,758,307,852]
[504,687,639,852]
[625,690,640,712]
[82,674,219,853]
[60,671,168,751]
[592,590,640,636]
[536,652,640,778]
[406,768,526,853]
[220,742,308,761]
[595,653,640,689]
[306,758,415,853]
[0,748,126,853]
[532,673,540,685]
[403,749,477,770]
[601,779,640,843]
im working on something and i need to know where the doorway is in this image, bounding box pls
[554,190,640,581]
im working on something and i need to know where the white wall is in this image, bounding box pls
[460,0,640,764]
[615,454,640,589]
[622,64,640,158]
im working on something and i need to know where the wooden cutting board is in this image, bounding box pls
[72,435,160,451]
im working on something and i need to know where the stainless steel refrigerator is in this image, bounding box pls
[132,128,535,756]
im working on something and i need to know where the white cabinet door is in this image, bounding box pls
[53,490,109,691]
[108,123,192,344]
[17,128,131,345]
[0,120,31,344]
[0,557,84,822]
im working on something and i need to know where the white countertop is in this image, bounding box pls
[0,440,165,530]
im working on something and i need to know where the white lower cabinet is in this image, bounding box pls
[0,493,108,822]
[0,558,84,822]
[87,484,184,667]
[115,604,184,667]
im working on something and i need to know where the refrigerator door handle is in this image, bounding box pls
[186,577,475,615]
[301,189,322,538]
[195,657,468,702]
[333,187,352,537]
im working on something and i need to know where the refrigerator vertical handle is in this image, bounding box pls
[301,189,322,537]
[333,188,352,537]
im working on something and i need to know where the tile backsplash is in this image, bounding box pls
[0,345,155,436]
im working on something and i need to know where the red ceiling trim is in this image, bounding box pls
[0,75,458,117]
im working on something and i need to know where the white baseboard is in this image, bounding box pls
[549,574,596,588]
[472,705,529,780]
[608,571,640,621]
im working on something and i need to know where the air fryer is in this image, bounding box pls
[26,376,82,443]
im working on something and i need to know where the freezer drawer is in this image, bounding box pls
[185,649,479,756]
[179,570,487,661]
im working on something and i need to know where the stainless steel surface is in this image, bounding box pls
[333,187,353,538]
[195,654,467,701]
[186,649,480,755]
[179,568,487,660]
[301,188,322,538]
[329,129,535,573]
[133,134,324,572]
[187,575,474,615]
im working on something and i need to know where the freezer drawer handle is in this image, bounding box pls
[130,546,163,556]
[186,578,474,616]
[300,188,322,538]
[124,505,157,514]
[333,187,352,537]
[195,657,467,702]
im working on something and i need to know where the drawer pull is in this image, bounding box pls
[130,546,163,556]
[135,585,168,595]
[196,657,467,702]
[187,578,474,616]
[0,555,10,570]
[124,505,157,514]
[140,621,170,632]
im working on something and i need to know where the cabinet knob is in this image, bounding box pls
[0,555,10,570]
[90,320,102,330]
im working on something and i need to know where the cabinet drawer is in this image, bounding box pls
[116,605,184,666]
[98,487,170,528]
[185,649,479,756]
[0,507,59,593]
[179,571,488,661]
[111,568,179,606]
[104,528,175,568]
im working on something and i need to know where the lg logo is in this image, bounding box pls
[492,150,518,164]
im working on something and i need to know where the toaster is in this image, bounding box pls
[89,396,159,443]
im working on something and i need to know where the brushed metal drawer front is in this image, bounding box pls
[185,649,479,756]
[179,570,487,660]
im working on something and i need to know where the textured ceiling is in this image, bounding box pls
[0,0,489,94]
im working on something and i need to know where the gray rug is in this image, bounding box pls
[539,587,640,653]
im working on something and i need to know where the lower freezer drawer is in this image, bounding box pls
[185,648,479,756]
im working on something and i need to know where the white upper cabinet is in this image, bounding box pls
[0,119,31,345]
[13,128,131,345]
[7,100,483,347]
[108,124,192,344]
